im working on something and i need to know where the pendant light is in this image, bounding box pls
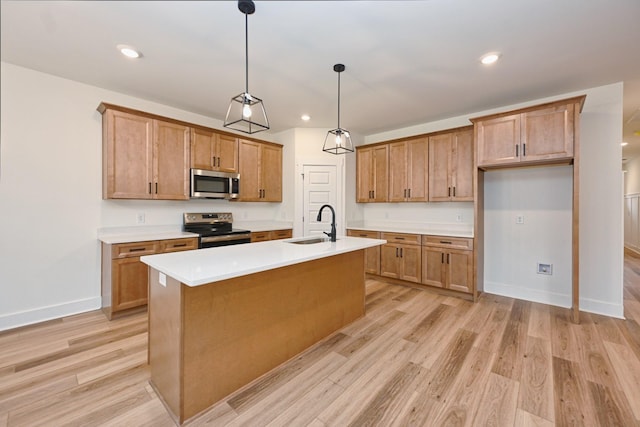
[224,0,269,134]
[323,64,354,154]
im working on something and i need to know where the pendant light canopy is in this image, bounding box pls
[224,0,269,134]
[323,64,354,155]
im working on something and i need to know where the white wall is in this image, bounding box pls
[0,62,292,330]
[624,155,640,195]
[366,83,624,318]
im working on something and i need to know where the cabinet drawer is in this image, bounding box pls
[112,241,159,259]
[160,237,198,253]
[251,232,270,242]
[270,229,292,240]
[347,229,381,239]
[381,232,421,245]
[421,235,473,250]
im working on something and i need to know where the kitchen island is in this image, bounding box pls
[140,235,385,424]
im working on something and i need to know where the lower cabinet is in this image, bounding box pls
[250,229,293,242]
[101,237,197,319]
[347,229,381,274]
[421,236,473,294]
[380,232,422,283]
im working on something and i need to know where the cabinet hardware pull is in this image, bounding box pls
[130,247,146,252]
[400,248,403,257]
[447,253,450,264]
[396,247,399,257]
[523,143,526,157]
[359,234,367,237]
[408,189,411,198]
[155,183,158,194]
[440,241,452,244]
[441,253,444,263]
[395,237,405,240]
[453,187,456,197]
[148,182,152,194]
[448,187,451,197]
[516,144,519,157]
[404,189,407,198]
[372,190,375,199]
[212,156,215,168]
[173,243,187,247]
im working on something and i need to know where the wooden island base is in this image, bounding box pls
[148,250,365,424]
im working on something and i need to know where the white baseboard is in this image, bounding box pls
[484,281,571,308]
[578,298,624,319]
[0,297,102,332]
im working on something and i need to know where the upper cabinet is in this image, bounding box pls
[191,128,238,173]
[237,139,282,202]
[388,137,428,202]
[101,106,189,200]
[356,144,389,202]
[428,128,474,202]
[473,96,585,169]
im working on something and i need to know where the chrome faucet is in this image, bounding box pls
[316,204,337,242]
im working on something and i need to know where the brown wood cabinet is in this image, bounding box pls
[388,138,429,202]
[429,128,474,201]
[356,145,389,202]
[474,98,581,168]
[101,107,190,200]
[422,236,473,294]
[190,128,238,172]
[347,229,381,274]
[101,237,197,319]
[238,139,283,202]
[250,229,292,242]
[380,232,421,283]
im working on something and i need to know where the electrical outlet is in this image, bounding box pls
[516,214,524,224]
[136,213,145,224]
[537,263,553,275]
[456,213,463,222]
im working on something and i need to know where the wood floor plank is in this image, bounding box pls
[492,319,528,380]
[572,313,620,389]
[514,408,555,427]
[587,380,637,427]
[99,399,176,427]
[602,340,640,420]
[550,306,580,362]
[473,372,519,426]
[390,389,440,427]
[336,309,406,358]
[527,303,551,339]
[518,336,554,422]
[551,356,596,426]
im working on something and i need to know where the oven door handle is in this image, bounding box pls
[201,234,251,244]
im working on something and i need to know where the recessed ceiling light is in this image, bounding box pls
[621,141,629,146]
[117,44,141,59]
[480,52,500,65]
[301,114,311,121]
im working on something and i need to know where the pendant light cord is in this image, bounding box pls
[337,70,341,130]
[245,13,249,96]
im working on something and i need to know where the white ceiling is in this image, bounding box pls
[2,0,639,159]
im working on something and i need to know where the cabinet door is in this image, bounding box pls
[356,147,373,202]
[153,120,190,200]
[422,247,446,288]
[112,257,148,312]
[407,138,428,202]
[388,142,408,202]
[216,134,239,172]
[400,244,421,283]
[380,244,401,279]
[428,133,452,201]
[521,103,574,162]
[160,238,198,253]
[372,145,389,202]
[447,249,473,293]
[261,144,282,202]
[270,229,292,240]
[103,110,153,199]
[251,231,270,242]
[347,229,381,274]
[476,114,520,167]
[451,129,474,201]
[238,139,262,201]
[191,128,215,170]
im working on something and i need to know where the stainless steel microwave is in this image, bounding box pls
[190,169,240,199]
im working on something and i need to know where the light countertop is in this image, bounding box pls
[233,220,294,232]
[98,226,198,244]
[140,236,386,287]
[346,222,473,238]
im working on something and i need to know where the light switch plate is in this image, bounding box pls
[516,214,524,224]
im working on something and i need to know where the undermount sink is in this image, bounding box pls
[287,237,335,245]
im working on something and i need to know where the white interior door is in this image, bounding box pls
[303,164,338,237]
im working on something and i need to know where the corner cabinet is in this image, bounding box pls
[191,128,238,173]
[388,137,429,202]
[428,128,474,201]
[100,104,190,200]
[237,139,282,202]
[474,99,581,168]
[356,145,389,202]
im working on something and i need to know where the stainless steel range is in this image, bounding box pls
[183,212,251,248]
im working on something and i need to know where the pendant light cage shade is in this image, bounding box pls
[323,128,354,154]
[323,63,353,155]
[225,92,270,134]
[223,0,269,134]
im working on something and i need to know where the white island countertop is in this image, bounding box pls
[140,236,386,287]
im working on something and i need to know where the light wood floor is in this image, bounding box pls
[2,252,640,427]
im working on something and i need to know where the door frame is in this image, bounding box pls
[294,157,345,238]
